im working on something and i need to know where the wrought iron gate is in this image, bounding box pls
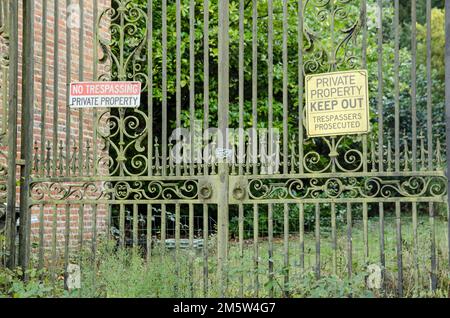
[1,0,450,297]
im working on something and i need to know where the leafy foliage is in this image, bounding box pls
[417,8,445,82]
[290,272,374,298]
[0,267,67,298]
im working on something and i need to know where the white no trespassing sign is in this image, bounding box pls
[69,81,142,108]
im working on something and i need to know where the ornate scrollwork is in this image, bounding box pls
[302,0,365,174]
[98,0,148,84]
[30,181,114,201]
[303,135,364,173]
[96,108,149,177]
[247,176,447,200]
[30,179,201,202]
[95,0,150,178]
[303,0,361,74]
[114,180,199,200]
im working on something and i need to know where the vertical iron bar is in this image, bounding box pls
[189,0,195,175]
[328,0,336,172]
[238,0,244,176]
[445,0,450,285]
[133,204,138,248]
[66,0,72,176]
[147,0,153,177]
[377,0,386,292]
[203,203,208,297]
[106,202,112,241]
[239,204,244,297]
[430,202,437,291]
[52,0,59,176]
[395,202,403,297]
[189,204,194,297]
[51,205,58,285]
[91,204,97,290]
[161,204,166,253]
[329,0,335,72]
[41,0,48,175]
[363,202,368,263]
[394,0,400,172]
[5,0,18,269]
[119,204,125,248]
[252,0,258,174]
[282,0,288,174]
[426,1,433,166]
[238,0,245,294]
[411,0,417,171]
[283,203,289,297]
[331,202,337,275]
[426,0,437,293]
[19,0,35,270]
[78,0,84,175]
[147,204,152,263]
[78,204,84,255]
[361,0,368,173]
[217,0,230,297]
[377,0,383,173]
[38,205,45,271]
[298,0,304,173]
[203,0,210,298]
[91,204,97,261]
[174,204,180,293]
[412,202,419,290]
[315,203,320,279]
[267,0,274,293]
[63,204,70,287]
[299,203,304,272]
[346,202,352,278]
[253,204,259,297]
[175,0,181,176]
[77,204,84,298]
[268,204,274,297]
[379,202,386,293]
[161,0,167,176]
[92,0,98,176]
[251,0,258,298]
[203,0,209,164]
[267,0,273,164]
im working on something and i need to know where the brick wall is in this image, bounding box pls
[0,0,112,257]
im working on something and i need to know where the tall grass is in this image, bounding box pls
[73,216,449,298]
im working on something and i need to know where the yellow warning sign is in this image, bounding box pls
[305,69,369,137]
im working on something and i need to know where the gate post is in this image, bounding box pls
[217,0,230,297]
[5,0,18,269]
[18,0,34,272]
